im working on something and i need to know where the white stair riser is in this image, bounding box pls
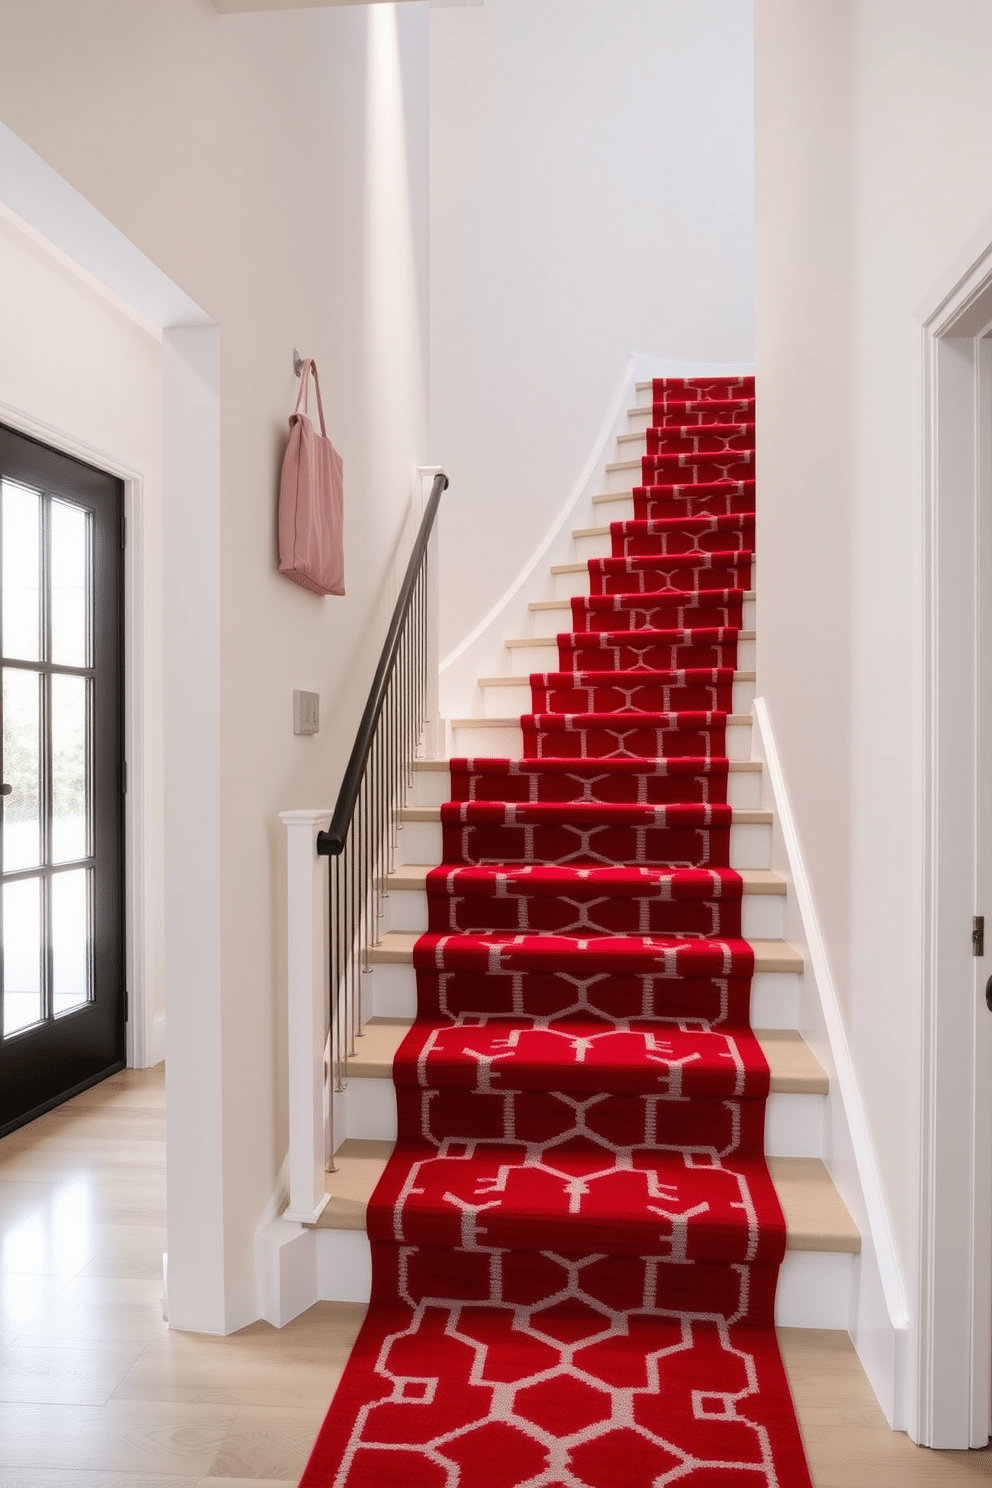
[729,770,762,808]
[626,405,652,426]
[480,677,756,720]
[507,643,562,672]
[315,1228,372,1305]
[314,1228,855,1330]
[751,971,800,1029]
[449,722,525,756]
[616,434,647,460]
[554,567,593,600]
[382,884,784,941]
[776,1252,855,1330]
[606,463,641,494]
[589,496,636,526]
[343,1077,823,1161]
[399,819,771,871]
[412,770,452,808]
[449,717,755,761]
[572,532,613,564]
[366,964,802,1031]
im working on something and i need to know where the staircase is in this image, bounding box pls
[310,377,861,1335]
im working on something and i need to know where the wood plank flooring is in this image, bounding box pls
[0,1064,990,1485]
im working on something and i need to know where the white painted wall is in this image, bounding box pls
[0,209,165,1064]
[755,0,992,1333]
[0,0,430,1331]
[430,0,755,670]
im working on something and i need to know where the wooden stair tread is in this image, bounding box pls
[315,1144,855,1251]
[769,1157,861,1253]
[367,929,802,973]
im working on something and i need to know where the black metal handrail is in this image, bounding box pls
[316,470,447,1143]
[317,470,448,857]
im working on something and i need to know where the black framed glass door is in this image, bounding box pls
[0,424,125,1136]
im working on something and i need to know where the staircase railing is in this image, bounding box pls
[278,470,447,1224]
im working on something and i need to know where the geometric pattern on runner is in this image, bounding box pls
[587,553,754,598]
[437,801,733,868]
[632,481,755,523]
[298,373,815,1488]
[645,421,755,455]
[447,758,732,806]
[557,629,742,674]
[569,591,746,634]
[521,711,730,762]
[611,514,754,559]
[528,670,736,715]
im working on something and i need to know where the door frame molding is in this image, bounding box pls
[0,399,152,1068]
[915,213,992,1447]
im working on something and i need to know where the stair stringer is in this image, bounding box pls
[751,696,911,1431]
[438,352,756,726]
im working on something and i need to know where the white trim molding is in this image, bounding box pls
[911,208,992,1448]
[279,809,333,1225]
[751,699,910,1428]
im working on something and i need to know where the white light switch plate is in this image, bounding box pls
[294,690,319,735]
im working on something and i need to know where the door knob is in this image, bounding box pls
[986,975,992,1013]
[0,784,11,796]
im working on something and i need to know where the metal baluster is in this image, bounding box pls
[333,855,345,1095]
[374,730,386,942]
[361,774,372,975]
[316,472,448,1165]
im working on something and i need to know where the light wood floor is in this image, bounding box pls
[0,1067,990,1486]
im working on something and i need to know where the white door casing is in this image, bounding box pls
[915,214,992,1449]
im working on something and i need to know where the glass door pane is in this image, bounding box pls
[3,876,41,1034]
[2,667,41,873]
[2,481,40,662]
[51,674,88,864]
[52,868,90,1017]
[50,499,88,668]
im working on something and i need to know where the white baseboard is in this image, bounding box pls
[148,1011,166,1069]
[751,698,910,1428]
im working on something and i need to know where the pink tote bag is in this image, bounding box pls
[278,359,345,595]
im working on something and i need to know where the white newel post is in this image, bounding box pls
[279,809,333,1224]
[417,465,446,759]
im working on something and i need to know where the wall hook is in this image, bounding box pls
[293,348,306,378]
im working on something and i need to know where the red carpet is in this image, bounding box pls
[300,376,815,1487]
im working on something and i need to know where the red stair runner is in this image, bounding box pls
[300,375,815,1487]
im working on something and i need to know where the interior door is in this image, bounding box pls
[0,424,125,1137]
